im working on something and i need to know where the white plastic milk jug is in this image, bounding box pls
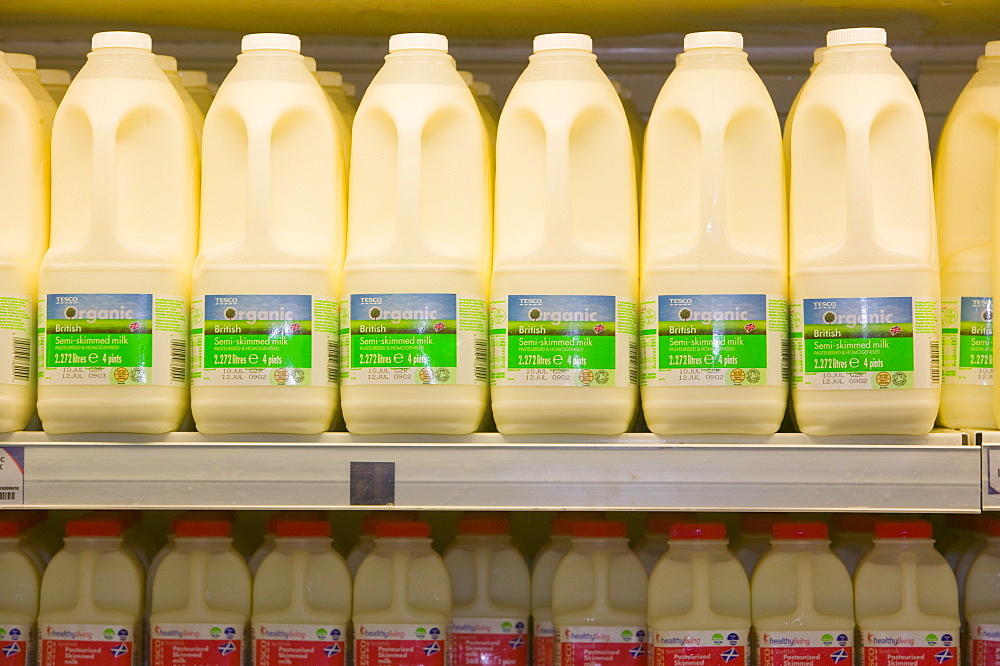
[154,54,204,143]
[37,69,71,104]
[965,520,1000,666]
[179,70,213,114]
[0,519,40,666]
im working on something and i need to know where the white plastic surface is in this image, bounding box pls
[388,33,448,52]
[826,27,887,47]
[684,31,744,50]
[92,31,152,51]
[242,33,301,52]
[532,33,593,52]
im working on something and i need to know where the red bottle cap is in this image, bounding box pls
[66,519,122,538]
[361,511,420,536]
[457,515,510,535]
[175,520,232,538]
[275,520,331,538]
[375,521,432,539]
[671,523,727,540]
[772,522,829,540]
[875,521,933,539]
[572,521,628,539]
[0,521,20,538]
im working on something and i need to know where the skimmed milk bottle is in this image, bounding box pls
[192,33,345,434]
[788,28,940,435]
[38,31,198,434]
[936,42,1000,429]
[252,520,352,666]
[751,523,855,666]
[640,31,787,434]
[341,33,492,434]
[552,521,648,665]
[964,520,1000,666]
[149,519,252,666]
[854,521,960,666]
[648,523,750,666]
[38,518,144,666]
[353,521,451,666]
[444,514,530,666]
[0,519,40,666]
[0,46,48,432]
[491,33,638,434]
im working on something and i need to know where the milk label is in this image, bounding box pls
[449,618,528,666]
[652,629,748,666]
[150,622,245,666]
[861,630,958,666]
[253,623,347,666]
[490,295,637,388]
[756,630,852,666]
[191,295,338,387]
[556,626,648,665]
[791,297,940,389]
[342,294,487,386]
[0,293,32,386]
[354,623,447,666]
[533,620,555,666]
[941,297,992,386]
[970,623,1000,666]
[39,293,187,386]
[640,294,787,387]
[41,623,137,666]
[0,624,33,666]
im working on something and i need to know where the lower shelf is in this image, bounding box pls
[0,431,978,512]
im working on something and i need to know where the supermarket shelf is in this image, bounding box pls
[0,431,978,512]
[978,431,1000,511]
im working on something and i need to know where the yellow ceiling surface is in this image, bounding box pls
[1,0,998,41]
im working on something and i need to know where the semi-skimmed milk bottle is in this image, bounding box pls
[347,511,420,576]
[491,33,638,434]
[252,520,352,666]
[353,521,451,666]
[179,70,214,115]
[965,520,1000,666]
[0,46,48,432]
[38,69,71,104]
[154,55,204,143]
[788,27,940,435]
[936,42,1000,429]
[4,53,57,130]
[854,521,960,666]
[444,514,530,666]
[648,523,750,666]
[149,519,252,666]
[191,33,345,434]
[552,521,648,665]
[315,69,354,165]
[38,31,198,434]
[0,519,40,666]
[38,518,144,666]
[341,33,492,434]
[751,523,855,666]
[640,31,787,434]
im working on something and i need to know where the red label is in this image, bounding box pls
[151,638,242,666]
[561,640,648,665]
[452,632,527,666]
[355,639,445,666]
[41,639,133,666]
[973,639,1000,666]
[653,645,746,666]
[863,646,958,666]
[0,625,30,666]
[533,635,554,666]
[255,638,345,666]
[759,646,853,666]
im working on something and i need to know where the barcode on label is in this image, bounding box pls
[781,335,790,384]
[11,337,30,382]
[170,339,187,384]
[930,339,941,384]
[474,337,488,383]
[629,339,638,386]
[0,492,16,501]
[327,338,339,384]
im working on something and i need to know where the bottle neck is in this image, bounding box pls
[384,49,455,67]
[671,539,730,552]
[529,49,598,65]
[237,49,305,65]
[174,536,233,552]
[676,47,749,68]
[87,47,155,65]
[274,537,333,553]
[770,538,831,552]
[64,536,125,552]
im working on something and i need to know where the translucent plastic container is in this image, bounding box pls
[3,52,57,130]
[347,511,420,577]
[37,68,71,103]
[636,513,690,575]
[831,513,877,576]
[154,54,204,143]
[178,70,214,114]
[734,513,781,577]
[965,520,1000,666]
[0,519,40,666]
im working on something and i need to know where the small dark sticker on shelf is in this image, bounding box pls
[351,462,395,505]
[0,447,25,504]
[990,449,1000,495]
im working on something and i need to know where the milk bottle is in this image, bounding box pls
[552,521,648,665]
[252,520,352,666]
[343,82,359,109]
[353,521,451,666]
[249,515,281,575]
[965,520,1000,666]
[38,31,198,434]
[149,519,251,666]
[154,55,204,143]
[178,70,214,114]
[854,521,960,666]
[831,514,876,576]
[734,513,781,577]
[751,523,855,666]
[0,47,48,433]
[648,523,750,666]
[38,69,71,103]
[788,28,940,435]
[491,33,638,434]
[637,513,688,575]
[783,48,825,175]
[4,53,57,130]
[0,519,40,666]
[641,31,787,434]
[611,79,644,175]
[341,33,492,434]
[444,515,530,666]
[191,33,345,434]
[312,69,352,167]
[459,71,498,148]
[531,513,602,666]
[347,511,419,576]
[936,42,1000,429]
[471,81,501,129]
[38,518,144,666]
